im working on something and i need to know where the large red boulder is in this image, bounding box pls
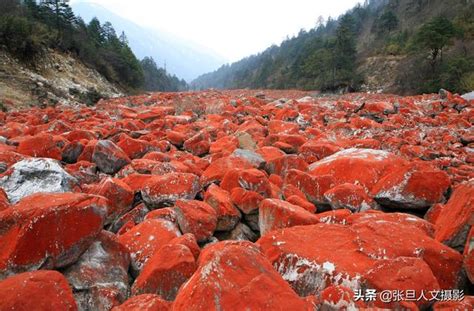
[285,169,334,205]
[17,133,63,160]
[173,199,217,242]
[0,270,77,311]
[308,148,407,192]
[0,193,107,278]
[434,181,474,251]
[117,135,155,159]
[200,155,254,186]
[204,184,241,231]
[141,173,200,208]
[324,183,377,212]
[86,177,134,224]
[132,243,197,300]
[117,218,181,272]
[265,154,308,177]
[173,241,314,310]
[372,163,451,210]
[259,198,319,235]
[257,212,463,298]
[220,168,271,197]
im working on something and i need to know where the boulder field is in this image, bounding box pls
[0,89,472,310]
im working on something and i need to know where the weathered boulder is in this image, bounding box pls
[63,231,131,310]
[0,270,77,311]
[0,158,78,203]
[92,140,131,175]
[173,199,217,242]
[117,218,181,272]
[0,193,107,278]
[173,241,314,310]
[141,173,200,208]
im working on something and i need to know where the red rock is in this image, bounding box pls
[0,193,107,277]
[167,233,201,260]
[183,130,211,156]
[308,148,406,192]
[92,140,131,175]
[372,163,451,210]
[173,200,217,242]
[0,270,77,311]
[204,184,241,231]
[256,146,286,162]
[259,199,319,235]
[230,187,264,214]
[120,173,154,192]
[0,188,9,211]
[464,227,474,283]
[317,285,357,310]
[363,257,440,309]
[300,141,342,163]
[220,168,271,197]
[209,135,238,154]
[117,218,181,271]
[434,181,474,251]
[173,241,314,311]
[117,135,155,159]
[0,150,24,167]
[65,160,98,184]
[200,155,254,186]
[63,231,130,310]
[112,294,172,311]
[285,169,334,205]
[258,215,462,297]
[432,296,474,310]
[141,173,200,207]
[314,209,352,224]
[16,133,65,160]
[268,120,299,135]
[132,243,197,300]
[286,195,316,212]
[347,211,435,237]
[324,183,377,212]
[86,178,134,223]
[110,203,149,233]
[265,154,308,176]
[166,130,187,146]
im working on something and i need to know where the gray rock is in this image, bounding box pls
[0,158,77,203]
[215,222,259,242]
[232,149,265,168]
[461,91,474,101]
[63,231,130,311]
[92,140,130,175]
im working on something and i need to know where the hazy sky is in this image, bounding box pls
[73,0,362,62]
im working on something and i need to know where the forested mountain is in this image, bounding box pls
[71,1,227,82]
[0,0,187,95]
[192,0,474,94]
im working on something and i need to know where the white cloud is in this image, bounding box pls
[72,0,361,62]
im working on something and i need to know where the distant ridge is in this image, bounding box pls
[71,1,227,81]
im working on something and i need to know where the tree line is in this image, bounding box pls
[192,0,473,94]
[0,0,187,94]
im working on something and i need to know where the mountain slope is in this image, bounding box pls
[71,1,227,81]
[191,0,474,94]
[0,48,122,108]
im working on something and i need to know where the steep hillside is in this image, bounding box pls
[0,48,122,108]
[71,1,227,81]
[192,0,474,94]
